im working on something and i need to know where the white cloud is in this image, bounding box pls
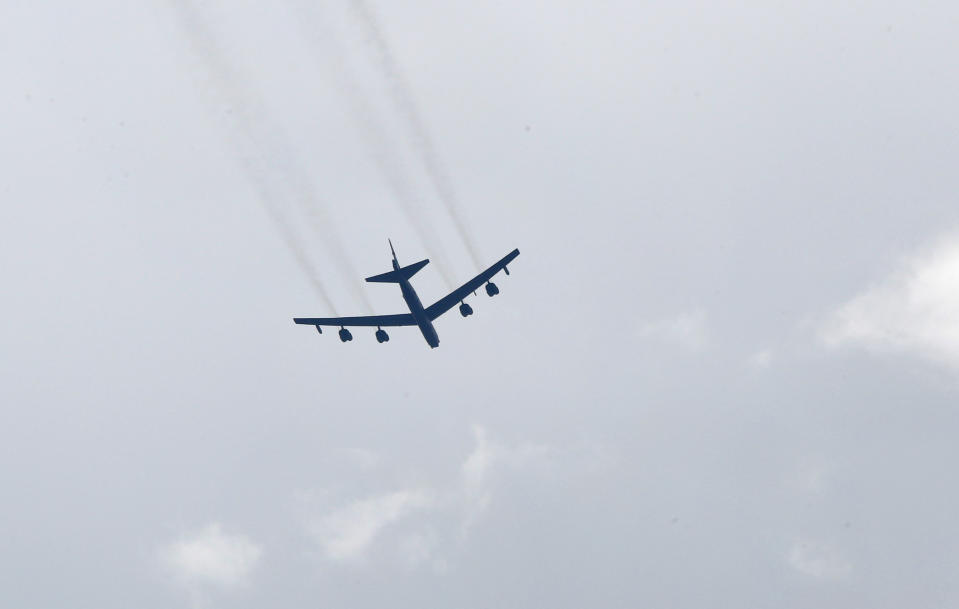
[637,309,709,352]
[789,456,835,496]
[461,425,494,486]
[787,539,852,580]
[748,348,773,369]
[821,235,959,370]
[459,424,550,536]
[310,489,435,563]
[459,425,495,531]
[160,523,261,589]
[307,425,554,569]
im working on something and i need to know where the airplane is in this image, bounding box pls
[293,241,520,348]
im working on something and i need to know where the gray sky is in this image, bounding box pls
[3,1,959,607]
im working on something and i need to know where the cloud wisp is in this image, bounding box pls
[748,348,773,369]
[310,489,436,563]
[637,309,710,352]
[787,538,852,581]
[160,523,261,607]
[821,233,959,370]
[306,425,550,570]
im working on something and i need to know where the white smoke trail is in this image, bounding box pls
[289,0,456,288]
[345,0,486,271]
[166,0,373,313]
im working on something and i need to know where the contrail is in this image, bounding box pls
[165,0,373,313]
[346,0,486,271]
[247,169,339,313]
[289,0,456,288]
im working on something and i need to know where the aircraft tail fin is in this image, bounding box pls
[365,259,430,283]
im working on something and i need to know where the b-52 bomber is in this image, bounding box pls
[294,241,520,348]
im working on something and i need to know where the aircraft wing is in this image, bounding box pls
[293,313,416,328]
[426,248,520,321]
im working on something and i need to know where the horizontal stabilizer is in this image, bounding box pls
[366,258,429,283]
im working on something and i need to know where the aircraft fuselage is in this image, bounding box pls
[398,275,440,348]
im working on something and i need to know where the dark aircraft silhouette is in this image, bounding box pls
[294,241,520,348]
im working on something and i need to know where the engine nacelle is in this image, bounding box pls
[375,329,390,343]
[315,325,323,334]
[459,302,473,317]
[338,328,353,342]
[485,282,499,296]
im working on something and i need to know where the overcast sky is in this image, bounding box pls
[3,1,959,607]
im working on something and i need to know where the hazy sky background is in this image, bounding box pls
[3,1,959,607]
